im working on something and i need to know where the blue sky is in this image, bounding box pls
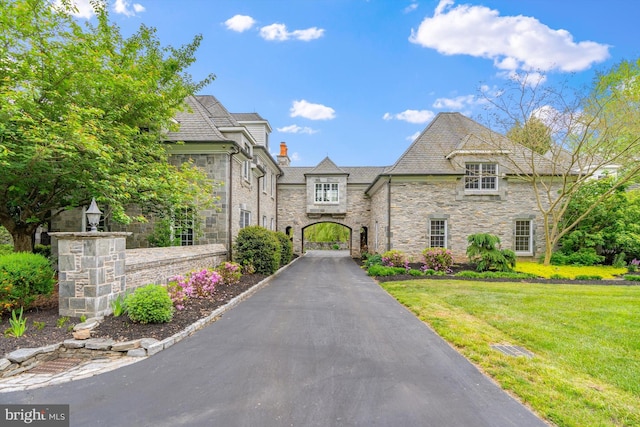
[67,0,640,167]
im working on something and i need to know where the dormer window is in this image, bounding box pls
[315,183,338,203]
[465,163,497,190]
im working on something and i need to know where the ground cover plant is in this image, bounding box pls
[515,261,627,279]
[380,279,640,426]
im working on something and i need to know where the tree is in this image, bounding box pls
[481,69,640,264]
[506,116,553,155]
[0,0,216,252]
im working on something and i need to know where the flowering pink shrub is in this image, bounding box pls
[216,262,242,286]
[381,250,408,267]
[186,269,221,298]
[166,277,188,310]
[422,248,453,273]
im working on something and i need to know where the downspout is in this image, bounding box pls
[228,146,240,261]
[275,172,282,231]
[387,176,392,252]
[257,174,262,227]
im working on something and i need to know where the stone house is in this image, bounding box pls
[52,95,281,260]
[277,112,554,261]
[53,96,554,262]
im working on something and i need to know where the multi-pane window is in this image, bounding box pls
[515,220,533,253]
[429,219,447,248]
[240,210,251,229]
[262,171,267,193]
[465,163,497,190]
[262,215,267,228]
[178,209,195,246]
[314,183,339,203]
[271,173,275,196]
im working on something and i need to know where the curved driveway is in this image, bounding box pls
[3,250,546,426]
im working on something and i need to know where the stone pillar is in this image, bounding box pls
[50,232,131,318]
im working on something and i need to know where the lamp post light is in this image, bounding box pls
[86,198,102,232]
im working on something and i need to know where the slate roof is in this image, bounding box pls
[165,95,227,142]
[279,165,387,184]
[306,157,347,175]
[385,112,557,176]
[232,113,267,122]
[194,95,241,128]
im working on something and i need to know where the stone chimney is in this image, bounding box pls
[277,142,290,167]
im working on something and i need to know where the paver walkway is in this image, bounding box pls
[1,251,547,426]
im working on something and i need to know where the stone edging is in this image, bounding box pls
[0,256,302,379]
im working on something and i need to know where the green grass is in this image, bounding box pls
[381,279,640,427]
[515,261,627,279]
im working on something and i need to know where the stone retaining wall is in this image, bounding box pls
[125,244,227,289]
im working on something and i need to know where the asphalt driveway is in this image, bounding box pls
[2,250,546,426]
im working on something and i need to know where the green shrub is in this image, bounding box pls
[408,269,424,276]
[367,265,405,277]
[550,249,604,266]
[234,226,281,275]
[364,254,383,268]
[612,252,627,268]
[0,244,13,256]
[466,233,516,272]
[0,227,11,245]
[624,275,640,281]
[0,253,55,313]
[125,284,174,324]
[274,231,293,267]
[549,274,569,280]
[575,275,602,281]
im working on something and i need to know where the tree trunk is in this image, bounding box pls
[10,229,36,253]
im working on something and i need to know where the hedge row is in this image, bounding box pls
[233,226,293,275]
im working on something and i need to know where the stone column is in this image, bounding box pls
[49,232,131,318]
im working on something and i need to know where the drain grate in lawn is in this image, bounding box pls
[491,344,534,358]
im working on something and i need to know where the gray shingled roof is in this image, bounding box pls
[279,165,386,184]
[165,96,227,142]
[386,112,557,175]
[233,112,267,122]
[306,157,347,175]
[195,95,240,128]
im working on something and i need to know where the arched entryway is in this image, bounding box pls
[302,222,352,254]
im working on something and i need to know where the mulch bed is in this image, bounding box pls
[0,274,266,357]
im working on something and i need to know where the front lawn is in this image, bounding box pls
[514,261,628,279]
[381,279,640,427]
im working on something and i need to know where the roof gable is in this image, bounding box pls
[306,157,348,175]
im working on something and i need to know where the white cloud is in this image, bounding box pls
[432,95,478,110]
[404,2,418,13]
[114,0,145,17]
[290,152,301,162]
[406,131,421,141]
[410,0,610,73]
[260,23,325,41]
[277,124,319,134]
[383,109,434,124]
[224,15,256,32]
[290,100,336,120]
[52,0,95,18]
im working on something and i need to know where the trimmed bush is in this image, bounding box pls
[126,284,174,324]
[234,226,281,275]
[455,271,538,279]
[0,244,13,256]
[0,252,55,313]
[624,275,640,281]
[408,269,424,276]
[274,231,293,267]
[422,248,454,272]
[381,249,407,267]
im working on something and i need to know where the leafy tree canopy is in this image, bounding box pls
[506,116,553,155]
[0,0,216,251]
